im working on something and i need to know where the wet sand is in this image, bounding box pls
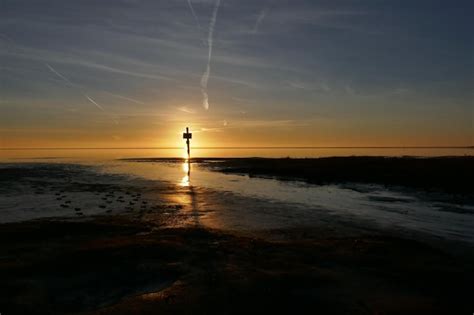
[127,156,473,194]
[1,160,473,314]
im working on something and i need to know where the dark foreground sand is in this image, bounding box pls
[1,214,473,315]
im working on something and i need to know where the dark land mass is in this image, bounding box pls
[126,156,473,194]
[0,216,473,315]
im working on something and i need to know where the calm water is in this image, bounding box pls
[1,148,473,244]
[99,159,474,243]
[0,147,472,161]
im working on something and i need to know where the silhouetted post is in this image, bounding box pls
[183,127,192,159]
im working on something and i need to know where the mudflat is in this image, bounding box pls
[0,159,473,314]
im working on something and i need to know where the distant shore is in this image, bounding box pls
[125,156,474,194]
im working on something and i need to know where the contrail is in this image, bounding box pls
[253,7,269,33]
[85,94,106,112]
[45,63,75,87]
[186,0,201,29]
[47,64,144,105]
[46,63,106,113]
[84,92,119,124]
[102,91,145,105]
[253,1,273,34]
[4,33,116,123]
[201,0,221,110]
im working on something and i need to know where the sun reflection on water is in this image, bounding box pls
[176,158,201,226]
[180,159,191,187]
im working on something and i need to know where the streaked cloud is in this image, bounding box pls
[201,0,221,110]
[252,7,269,34]
[1,0,472,147]
[177,106,197,114]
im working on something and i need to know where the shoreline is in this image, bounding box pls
[125,156,474,194]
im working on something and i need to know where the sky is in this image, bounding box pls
[0,0,472,148]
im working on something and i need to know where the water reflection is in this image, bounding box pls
[178,159,200,226]
[180,159,191,187]
[97,160,474,243]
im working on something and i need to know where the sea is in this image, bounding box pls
[0,147,473,246]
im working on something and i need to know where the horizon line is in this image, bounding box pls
[1,146,473,150]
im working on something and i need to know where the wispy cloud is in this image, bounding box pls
[191,119,309,134]
[0,33,171,116]
[73,60,176,82]
[193,126,225,133]
[252,7,269,33]
[201,0,221,110]
[177,106,196,114]
[186,0,202,29]
[46,63,146,106]
[46,63,106,113]
[287,80,330,92]
[85,94,106,112]
[101,91,145,105]
[236,119,308,128]
[1,44,176,82]
[45,63,75,87]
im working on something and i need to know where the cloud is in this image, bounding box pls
[46,63,146,106]
[287,80,330,92]
[85,94,106,112]
[194,126,225,133]
[1,43,176,82]
[201,0,221,110]
[252,7,269,33]
[190,119,309,135]
[178,106,196,114]
[45,63,110,116]
[236,119,308,128]
[101,91,145,105]
[186,0,202,29]
[45,63,75,87]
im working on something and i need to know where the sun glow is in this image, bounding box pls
[180,160,191,187]
[180,174,190,187]
[182,145,189,159]
[182,161,190,174]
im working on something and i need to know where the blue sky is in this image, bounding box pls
[1,0,472,147]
